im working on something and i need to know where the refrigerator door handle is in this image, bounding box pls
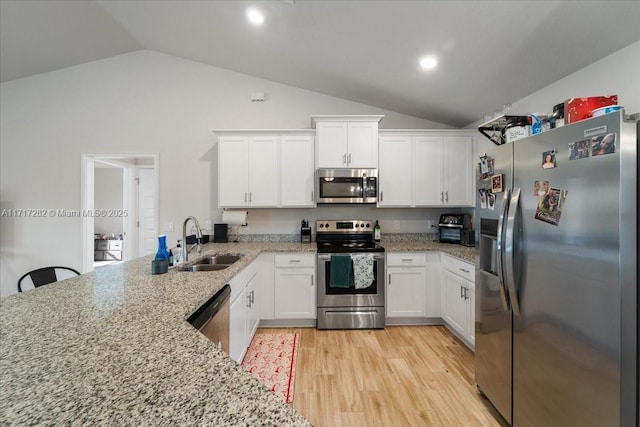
[504,187,521,316]
[496,189,510,311]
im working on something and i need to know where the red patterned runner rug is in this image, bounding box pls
[241,333,299,404]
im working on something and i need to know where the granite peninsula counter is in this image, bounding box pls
[0,242,314,426]
[0,238,474,425]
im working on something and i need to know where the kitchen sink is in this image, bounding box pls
[194,255,242,265]
[177,254,242,272]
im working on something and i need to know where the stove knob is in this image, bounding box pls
[325,223,330,228]
[319,223,324,228]
[355,223,359,228]
[365,223,370,228]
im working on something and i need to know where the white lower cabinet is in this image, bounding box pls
[386,253,427,318]
[440,254,475,348]
[274,253,316,319]
[229,260,261,363]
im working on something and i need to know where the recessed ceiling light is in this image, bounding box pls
[246,8,265,26]
[419,55,438,71]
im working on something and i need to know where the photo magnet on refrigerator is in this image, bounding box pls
[535,188,568,226]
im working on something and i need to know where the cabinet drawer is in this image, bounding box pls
[274,253,315,268]
[441,254,474,282]
[387,253,427,267]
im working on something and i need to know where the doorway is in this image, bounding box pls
[81,154,159,273]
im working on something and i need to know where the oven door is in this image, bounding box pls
[317,253,385,307]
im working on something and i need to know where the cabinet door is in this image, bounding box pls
[442,135,473,206]
[347,122,378,168]
[414,136,445,206]
[316,122,347,167]
[378,136,413,206]
[248,136,278,207]
[468,285,475,347]
[274,268,316,319]
[425,253,441,317]
[280,135,315,207]
[442,270,468,337]
[245,271,260,343]
[386,267,426,317]
[229,288,247,363]
[219,137,249,207]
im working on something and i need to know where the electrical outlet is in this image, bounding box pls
[165,222,174,232]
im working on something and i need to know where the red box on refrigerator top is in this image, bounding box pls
[564,95,618,124]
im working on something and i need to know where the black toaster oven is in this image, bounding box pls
[438,214,473,245]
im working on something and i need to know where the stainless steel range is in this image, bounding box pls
[316,220,385,329]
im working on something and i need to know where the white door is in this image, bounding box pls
[280,135,315,207]
[248,136,278,207]
[414,136,445,206]
[218,137,249,207]
[316,122,347,167]
[274,268,316,319]
[442,270,468,337]
[378,136,413,206]
[386,267,427,317]
[137,167,156,257]
[443,135,474,206]
[347,121,378,168]
[229,288,248,363]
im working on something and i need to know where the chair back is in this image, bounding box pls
[18,266,80,292]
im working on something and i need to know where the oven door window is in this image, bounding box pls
[324,258,378,295]
[319,178,363,199]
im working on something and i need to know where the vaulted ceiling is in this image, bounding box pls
[2,1,639,127]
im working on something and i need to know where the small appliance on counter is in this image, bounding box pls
[300,220,311,243]
[213,223,228,243]
[438,213,472,244]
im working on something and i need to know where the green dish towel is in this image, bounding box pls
[329,255,352,288]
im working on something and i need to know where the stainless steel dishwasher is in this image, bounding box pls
[187,284,231,354]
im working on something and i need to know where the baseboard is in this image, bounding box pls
[259,319,317,328]
[385,317,444,326]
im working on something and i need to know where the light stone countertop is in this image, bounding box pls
[0,238,474,425]
[0,242,314,427]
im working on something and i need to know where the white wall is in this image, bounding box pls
[473,41,640,155]
[94,168,123,237]
[0,50,448,297]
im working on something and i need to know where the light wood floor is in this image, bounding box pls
[256,326,506,427]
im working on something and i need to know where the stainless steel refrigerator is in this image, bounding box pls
[475,110,638,426]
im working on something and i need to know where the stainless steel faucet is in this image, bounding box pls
[182,216,203,262]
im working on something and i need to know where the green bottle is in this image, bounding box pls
[374,220,381,242]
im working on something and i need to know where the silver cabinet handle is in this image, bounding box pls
[249,192,252,202]
[348,153,351,164]
[250,289,255,304]
[445,191,449,202]
[460,285,464,299]
[401,258,413,262]
[441,192,444,202]
[244,192,247,202]
[388,274,391,285]
[380,191,383,202]
[459,268,470,273]
[343,153,346,164]
[464,287,469,300]
[311,191,314,202]
[246,293,251,308]
[311,275,314,286]
[289,259,301,263]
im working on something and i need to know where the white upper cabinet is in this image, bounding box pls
[378,136,413,206]
[280,135,315,207]
[218,135,278,207]
[378,130,474,207]
[216,131,315,208]
[312,115,383,168]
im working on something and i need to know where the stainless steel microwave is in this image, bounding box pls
[316,168,378,204]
